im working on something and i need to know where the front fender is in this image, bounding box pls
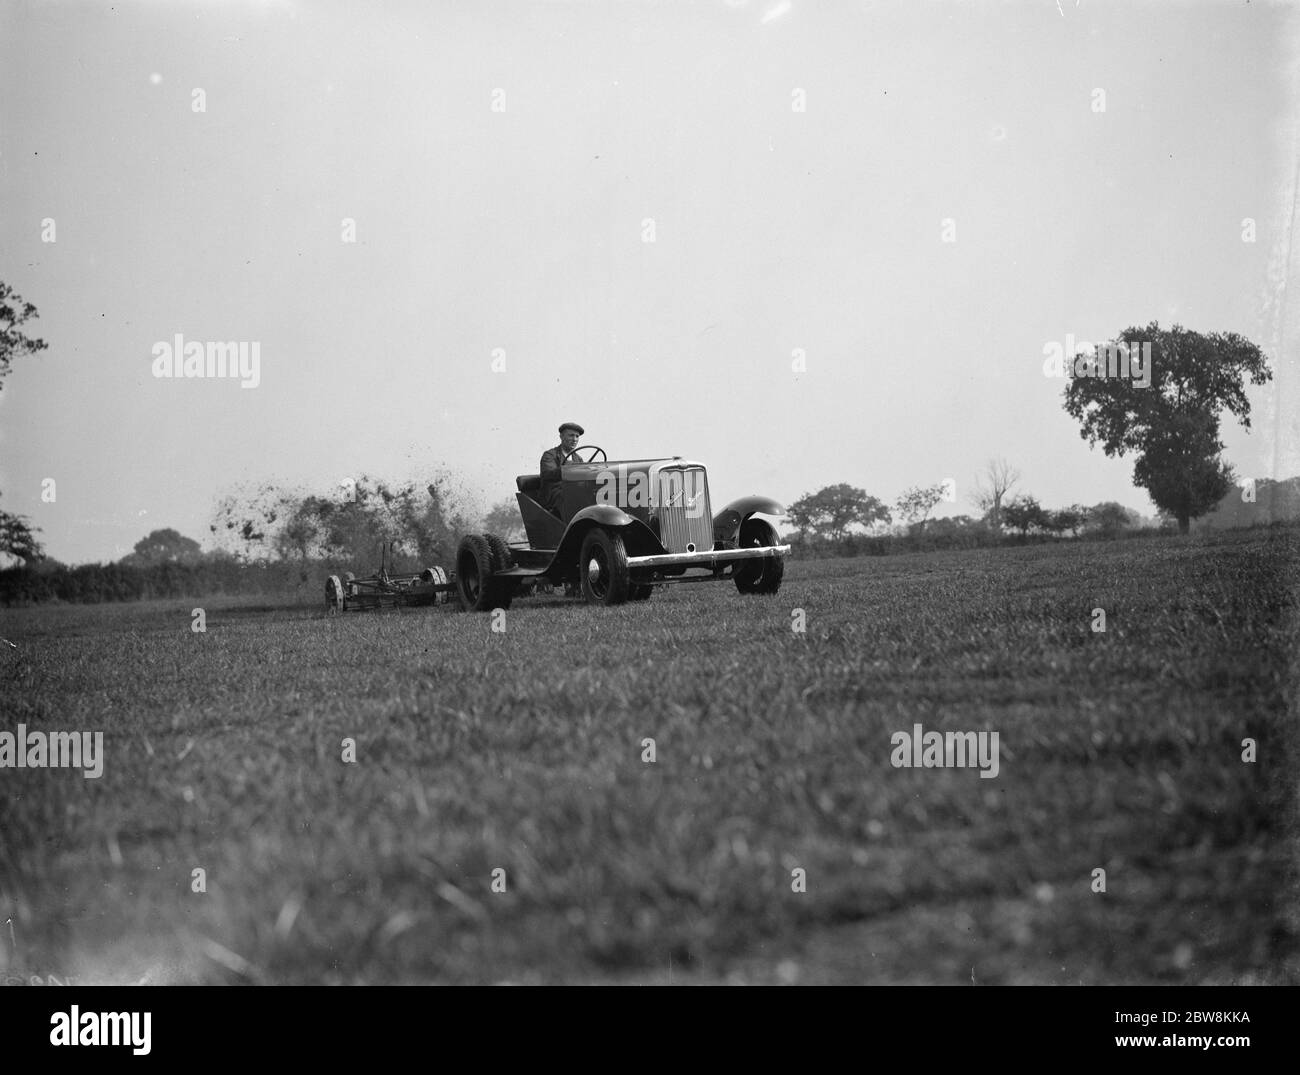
[713,496,785,544]
[570,504,636,529]
[551,508,664,578]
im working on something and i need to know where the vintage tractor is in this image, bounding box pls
[454,448,790,610]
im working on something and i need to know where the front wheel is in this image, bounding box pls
[733,519,784,596]
[579,528,630,606]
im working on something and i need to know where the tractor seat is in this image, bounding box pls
[516,474,542,494]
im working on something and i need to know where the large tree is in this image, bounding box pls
[0,284,49,565]
[0,281,48,390]
[1063,322,1270,533]
[0,497,44,565]
[787,483,891,541]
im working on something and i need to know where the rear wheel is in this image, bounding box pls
[579,528,630,606]
[733,519,784,596]
[482,535,520,604]
[485,534,514,572]
[457,535,513,612]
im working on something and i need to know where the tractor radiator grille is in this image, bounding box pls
[657,467,713,554]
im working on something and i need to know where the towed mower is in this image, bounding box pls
[324,544,456,613]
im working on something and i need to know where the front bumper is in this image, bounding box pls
[626,544,791,569]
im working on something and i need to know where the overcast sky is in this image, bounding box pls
[2,0,1296,564]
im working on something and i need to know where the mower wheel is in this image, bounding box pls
[420,565,450,604]
[325,574,346,613]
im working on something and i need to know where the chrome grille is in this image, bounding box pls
[657,467,713,553]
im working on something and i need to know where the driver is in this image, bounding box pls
[539,421,584,514]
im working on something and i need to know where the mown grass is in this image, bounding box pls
[1,526,1296,984]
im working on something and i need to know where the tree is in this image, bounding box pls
[484,499,525,542]
[0,283,50,566]
[970,458,1020,532]
[1130,411,1235,533]
[1062,322,1271,533]
[0,498,44,565]
[787,484,891,541]
[1002,494,1050,536]
[895,483,947,534]
[122,528,203,565]
[0,281,48,391]
[1085,501,1140,538]
[1046,504,1088,537]
[927,514,979,535]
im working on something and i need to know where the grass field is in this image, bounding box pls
[2,527,1297,985]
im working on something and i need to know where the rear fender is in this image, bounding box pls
[713,496,785,545]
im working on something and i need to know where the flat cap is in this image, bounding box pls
[559,422,585,436]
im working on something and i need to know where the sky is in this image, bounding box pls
[1,0,1297,564]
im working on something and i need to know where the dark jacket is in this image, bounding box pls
[539,445,569,512]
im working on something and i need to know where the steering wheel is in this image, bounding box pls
[562,445,607,465]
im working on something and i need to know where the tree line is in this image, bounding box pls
[785,474,1156,559]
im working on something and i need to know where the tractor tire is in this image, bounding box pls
[325,574,346,613]
[484,533,514,572]
[482,534,520,605]
[629,583,654,601]
[733,519,784,596]
[456,535,513,612]
[579,528,630,606]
